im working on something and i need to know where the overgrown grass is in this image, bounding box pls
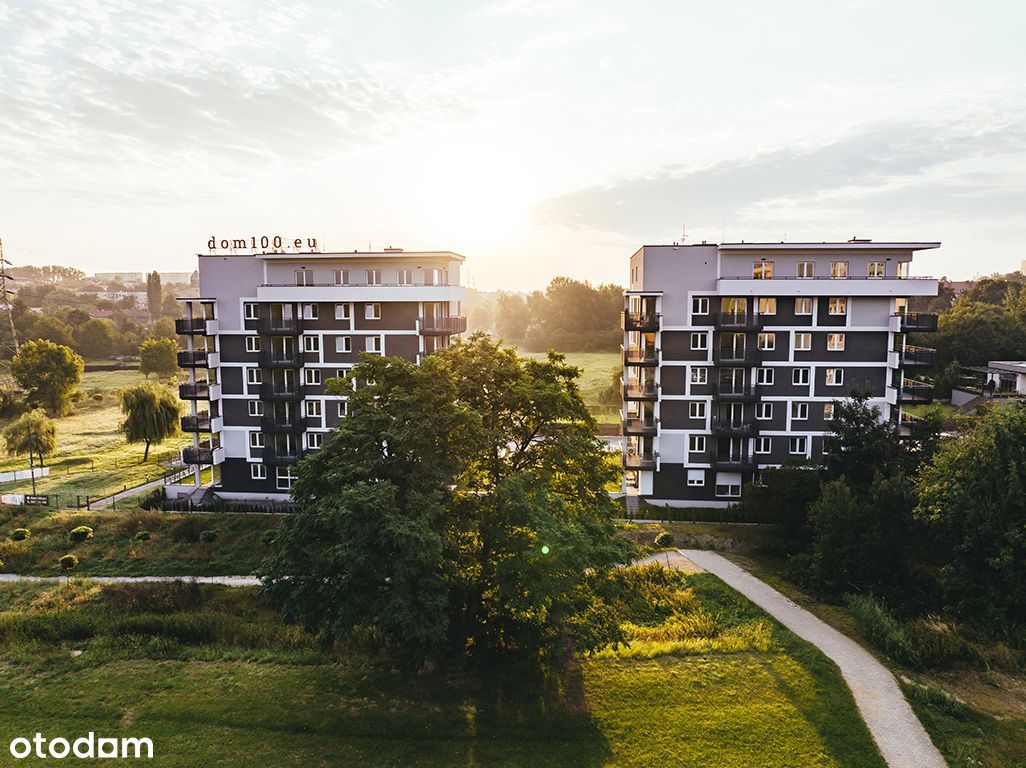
[0,573,886,767]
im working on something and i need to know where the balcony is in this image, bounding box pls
[623,417,658,436]
[898,345,936,367]
[259,349,303,368]
[893,312,939,333]
[179,383,221,400]
[713,347,761,367]
[711,418,759,438]
[622,311,660,332]
[182,446,224,465]
[257,316,304,335]
[260,383,306,401]
[176,317,217,335]
[420,315,467,335]
[713,312,763,331]
[261,415,309,433]
[264,445,306,465]
[718,276,939,298]
[898,379,934,404]
[178,349,218,368]
[622,380,659,401]
[180,413,222,432]
[623,346,660,366]
[711,383,758,401]
[712,457,757,473]
[623,450,658,470]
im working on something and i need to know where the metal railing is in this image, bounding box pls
[622,417,658,435]
[623,346,659,365]
[623,451,658,470]
[622,311,660,330]
[899,379,935,403]
[420,316,467,335]
[176,318,210,334]
[260,415,309,433]
[181,413,212,432]
[260,383,306,401]
[259,349,303,368]
[898,345,936,367]
[179,383,211,399]
[257,316,304,335]
[622,380,658,399]
[177,350,211,367]
[894,312,939,332]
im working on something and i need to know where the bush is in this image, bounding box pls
[69,525,94,543]
[905,681,970,720]
[10,528,30,541]
[199,530,217,543]
[103,581,203,614]
[845,593,920,668]
[134,530,151,541]
[59,554,79,573]
[654,531,675,548]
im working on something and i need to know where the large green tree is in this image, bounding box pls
[118,382,181,461]
[261,335,630,668]
[74,318,115,360]
[3,409,57,468]
[916,403,1026,627]
[931,300,1026,368]
[11,339,84,416]
[28,315,74,347]
[146,271,163,322]
[139,337,179,378]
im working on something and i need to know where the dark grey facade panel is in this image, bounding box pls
[652,464,716,502]
[661,331,710,361]
[660,366,686,396]
[220,366,244,395]
[660,400,707,429]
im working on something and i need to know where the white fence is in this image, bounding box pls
[0,466,50,484]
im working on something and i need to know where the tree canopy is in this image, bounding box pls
[11,339,84,416]
[118,382,181,461]
[74,318,116,360]
[3,409,57,467]
[261,335,630,668]
[139,337,179,377]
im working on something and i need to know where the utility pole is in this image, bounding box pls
[0,238,19,356]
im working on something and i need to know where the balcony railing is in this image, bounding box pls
[622,380,658,400]
[179,383,211,400]
[257,316,304,335]
[623,451,658,470]
[711,417,759,438]
[182,447,220,465]
[898,345,936,367]
[181,413,211,432]
[623,417,658,435]
[721,275,936,281]
[260,416,309,433]
[894,312,939,333]
[260,383,306,401]
[177,350,212,367]
[623,346,660,366]
[898,379,934,404]
[622,311,660,331]
[260,281,458,288]
[176,317,214,335]
[713,312,763,331]
[420,316,467,335]
[711,383,758,401]
[711,457,757,472]
[713,347,761,366]
[264,445,306,465]
[259,350,303,368]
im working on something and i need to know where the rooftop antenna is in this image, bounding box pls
[681,224,687,243]
[0,237,19,355]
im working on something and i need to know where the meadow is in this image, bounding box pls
[516,350,621,423]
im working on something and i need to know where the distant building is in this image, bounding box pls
[89,291,148,307]
[160,272,194,284]
[951,361,1026,407]
[93,272,144,283]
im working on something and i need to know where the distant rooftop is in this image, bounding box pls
[642,239,940,252]
[199,249,465,263]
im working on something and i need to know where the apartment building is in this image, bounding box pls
[174,249,466,501]
[622,239,940,506]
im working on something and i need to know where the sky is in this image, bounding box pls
[1,0,1024,291]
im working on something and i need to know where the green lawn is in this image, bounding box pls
[0,369,191,504]
[516,350,621,423]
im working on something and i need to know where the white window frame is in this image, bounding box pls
[715,483,741,498]
[245,336,261,353]
[756,367,775,385]
[302,303,318,320]
[307,432,323,450]
[687,469,705,487]
[868,261,884,278]
[793,368,810,386]
[337,401,348,417]
[797,261,814,279]
[689,401,707,419]
[692,297,710,316]
[365,336,383,354]
[305,400,322,418]
[276,466,296,491]
[366,269,382,286]
[250,463,267,480]
[249,431,264,448]
[304,335,320,353]
[827,333,845,352]
[828,297,847,316]
[247,368,262,385]
[830,261,848,278]
[757,332,775,351]
[334,303,351,320]
[795,297,813,316]
[244,303,259,320]
[295,269,312,286]
[333,269,349,286]
[690,332,708,351]
[794,332,812,351]
[791,402,809,420]
[824,402,836,420]
[690,367,708,385]
[789,436,808,455]
[758,298,776,316]
[688,435,706,452]
[397,268,413,286]
[753,261,774,279]
[755,437,772,454]
[755,402,773,420]
[825,368,844,386]
[248,400,264,417]
[365,303,381,320]
[304,368,322,386]
[336,336,352,353]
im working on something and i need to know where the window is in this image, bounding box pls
[830,261,848,278]
[868,261,884,278]
[687,469,705,487]
[304,335,320,353]
[791,402,809,420]
[716,483,741,498]
[758,297,776,315]
[333,269,349,286]
[295,269,312,286]
[689,401,707,419]
[247,368,262,385]
[897,261,909,278]
[305,400,322,418]
[692,297,710,315]
[755,437,772,454]
[793,368,810,385]
[276,467,296,491]
[827,333,845,351]
[690,332,708,350]
[307,432,323,450]
[334,303,351,320]
[336,368,351,379]
[397,268,413,285]
[824,403,835,420]
[248,400,264,417]
[795,297,813,315]
[689,435,706,453]
[756,367,775,385]
[365,303,381,320]
[335,336,352,353]
[301,303,318,320]
[366,269,381,286]
[789,436,808,455]
[828,297,847,315]
[249,431,264,448]
[244,303,259,320]
[794,332,812,351]
[753,261,774,279]
[337,401,348,417]
[250,464,267,480]
[755,402,773,420]
[825,368,844,386]
[365,336,383,354]
[757,332,775,351]
[797,261,814,279]
[304,368,322,386]
[245,336,261,353]
[690,367,708,385]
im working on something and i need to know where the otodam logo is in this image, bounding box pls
[8,733,153,760]
[207,234,319,251]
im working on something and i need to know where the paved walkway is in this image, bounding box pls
[680,549,947,768]
[0,574,259,586]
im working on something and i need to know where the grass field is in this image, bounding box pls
[0,369,190,504]
[0,573,884,767]
[516,350,621,423]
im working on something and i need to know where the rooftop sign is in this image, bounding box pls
[207,235,319,252]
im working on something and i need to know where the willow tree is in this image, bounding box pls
[3,409,57,468]
[119,382,180,461]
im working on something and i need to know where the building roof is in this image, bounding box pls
[639,240,941,252]
[198,250,465,263]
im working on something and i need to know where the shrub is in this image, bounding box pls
[91,393,104,402]
[69,525,94,543]
[654,531,675,548]
[199,530,217,543]
[59,554,79,573]
[10,528,30,541]
[905,681,970,720]
[103,581,203,613]
[134,530,151,541]
[904,616,968,667]
[845,593,920,668]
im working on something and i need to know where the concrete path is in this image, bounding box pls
[0,573,259,586]
[680,549,947,768]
